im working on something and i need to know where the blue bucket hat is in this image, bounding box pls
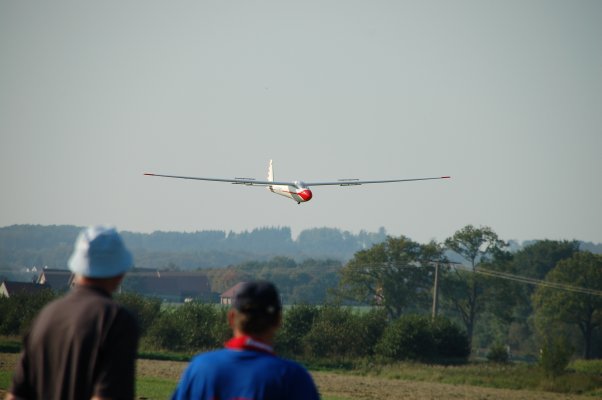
[68,225,133,278]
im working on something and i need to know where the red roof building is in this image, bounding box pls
[220,282,248,306]
[122,271,212,302]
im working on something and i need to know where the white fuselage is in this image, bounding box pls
[268,181,313,204]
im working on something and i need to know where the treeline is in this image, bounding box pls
[201,257,341,304]
[2,225,601,366]
[2,223,602,364]
[337,227,602,361]
[0,291,469,364]
[0,225,387,270]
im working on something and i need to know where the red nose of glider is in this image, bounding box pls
[298,189,313,202]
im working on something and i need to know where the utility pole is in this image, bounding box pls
[431,262,440,321]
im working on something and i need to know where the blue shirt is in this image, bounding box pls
[171,348,320,400]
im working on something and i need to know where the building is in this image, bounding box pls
[220,282,248,306]
[0,281,51,298]
[122,271,213,302]
[37,268,73,291]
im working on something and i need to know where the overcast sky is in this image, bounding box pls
[1,1,600,244]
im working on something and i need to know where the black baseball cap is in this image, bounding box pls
[233,281,282,315]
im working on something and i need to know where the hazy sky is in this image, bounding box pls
[1,1,601,244]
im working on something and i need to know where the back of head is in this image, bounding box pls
[68,225,133,279]
[232,281,282,336]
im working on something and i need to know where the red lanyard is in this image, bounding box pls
[225,336,275,355]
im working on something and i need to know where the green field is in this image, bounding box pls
[3,354,602,399]
[2,339,602,400]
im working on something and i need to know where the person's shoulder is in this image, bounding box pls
[183,349,231,373]
[73,287,138,330]
[276,356,313,375]
[190,349,230,364]
[115,304,139,330]
[277,356,319,398]
[32,295,66,319]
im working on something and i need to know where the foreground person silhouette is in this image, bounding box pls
[171,281,320,400]
[8,226,139,400]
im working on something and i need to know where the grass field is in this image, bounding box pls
[2,349,602,399]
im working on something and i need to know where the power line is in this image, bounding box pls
[346,262,602,297]
[474,267,602,297]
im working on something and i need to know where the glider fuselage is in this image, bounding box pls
[268,181,313,204]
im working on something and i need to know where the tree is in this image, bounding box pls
[532,252,602,359]
[443,225,506,348]
[512,240,580,280]
[506,240,580,354]
[337,236,444,318]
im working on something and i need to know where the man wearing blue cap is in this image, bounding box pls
[172,281,320,400]
[8,226,139,400]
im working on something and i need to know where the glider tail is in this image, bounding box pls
[267,159,274,182]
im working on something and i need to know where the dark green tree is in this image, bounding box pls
[512,240,580,280]
[532,252,602,359]
[443,225,506,349]
[506,240,580,354]
[337,236,444,318]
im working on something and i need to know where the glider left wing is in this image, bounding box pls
[143,173,293,186]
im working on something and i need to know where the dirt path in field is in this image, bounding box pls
[1,354,594,400]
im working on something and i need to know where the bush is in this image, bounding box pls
[276,304,320,357]
[145,303,229,352]
[302,306,357,358]
[540,336,574,378]
[376,315,435,361]
[355,308,388,356]
[487,342,510,363]
[570,359,602,374]
[276,305,387,359]
[432,317,470,360]
[146,309,185,351]
[178,303,228,350]
[375,315,469,362]
[0,290,57,335]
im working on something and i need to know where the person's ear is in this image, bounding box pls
[227,309,236,329]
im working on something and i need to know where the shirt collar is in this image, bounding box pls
[225,335,275,355]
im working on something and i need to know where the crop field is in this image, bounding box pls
[2,352,601,400]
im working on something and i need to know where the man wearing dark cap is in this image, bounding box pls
[171,281,320,400]
[7,226,139,400]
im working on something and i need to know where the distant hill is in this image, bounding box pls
[0,224,388,271]
[579,241,602,254]
[1,225,599,273]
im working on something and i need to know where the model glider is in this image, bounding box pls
[144,160,450,204]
